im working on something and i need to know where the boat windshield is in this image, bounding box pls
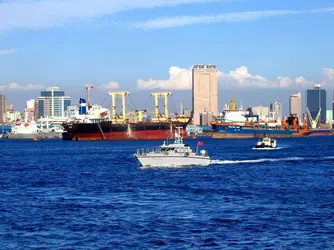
[159,147,176,152]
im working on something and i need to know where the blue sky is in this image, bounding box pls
[0,0,334,113]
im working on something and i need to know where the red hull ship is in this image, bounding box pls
[62,121,189,141]
[62,90,191,141]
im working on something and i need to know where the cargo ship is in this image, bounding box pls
[62,90,191,141]
[211,97,312,139]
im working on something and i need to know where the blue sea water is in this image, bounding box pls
[0,137,333,249]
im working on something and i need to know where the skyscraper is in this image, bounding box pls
[270,101,282,121]
[0,95,6,123]
[192,65,218,125]
[289,92,302,122]
[38,87,71,118]
[25,99,37,122]
[306,84,326,125]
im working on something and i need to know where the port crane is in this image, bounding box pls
[108,91,129,122]
[151,92,172,122]
[306,107,321,129]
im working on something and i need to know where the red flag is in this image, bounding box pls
[197,141,204,146]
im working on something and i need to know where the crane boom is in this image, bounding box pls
[306,107,321,129]
[314,108,322,127]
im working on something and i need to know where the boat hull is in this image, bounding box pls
[136,155,210,167]
[4,131,63,139]
[309,129,333,136]
[62,122,189,141]
[211,124,311,138]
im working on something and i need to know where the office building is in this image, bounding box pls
[306,84,326,125]
[0,95,6,123]
[289,92,302,122]
[25,99,37,122]
[270,101,282,121]
[38,87,71,118]
[192,65,218,125]
[251,106,270,121]
[6,110,21,123]
[199,111,213,126]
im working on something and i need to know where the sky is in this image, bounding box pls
[0,0,334,114]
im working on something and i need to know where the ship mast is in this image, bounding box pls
[108,91,129,122]
[85,84,93,110]
[151,92,172,122]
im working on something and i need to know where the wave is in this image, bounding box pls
[211,156,334,165]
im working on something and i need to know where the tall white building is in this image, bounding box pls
[289,92,302,122]
[25,99,37,122]
[192,65,218,125]
[38,87,71,118]
[251,106,270,121]
[270,101,282,121]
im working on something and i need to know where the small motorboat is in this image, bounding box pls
[134,127,210,167]
[255,137,277,149]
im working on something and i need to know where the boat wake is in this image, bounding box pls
[252,147,283,150]
[211,156,334,165]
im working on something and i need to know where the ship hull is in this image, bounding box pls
[4,131,62,139]
[62,122,189,141]
[211,124,311,138]
[309,129,333,136]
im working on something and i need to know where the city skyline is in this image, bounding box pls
[0,0,334,111]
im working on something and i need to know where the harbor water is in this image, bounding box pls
[0,137,333,249]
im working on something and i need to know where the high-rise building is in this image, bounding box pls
[0,95,6,123]
[25,99,37,122]
[306,84,326,125]
[251,106,270,121]
[38,87,71,118]
[192,65,218,125]
[199,111,213,126]
[270,101,282,121]
[289,92,302,122]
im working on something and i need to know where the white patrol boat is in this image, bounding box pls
[255,137,277,149]
[134,127,210,167]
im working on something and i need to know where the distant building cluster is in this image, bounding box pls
[0,87,72,125]
[0,67,333,129]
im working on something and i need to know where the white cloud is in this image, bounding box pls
[99,81,121,90]
[132,7,334,29]
[323,68,334,80]
[0,0,227,32]
[0,48,18,55]
[137,66,192,90]
[137,65,314,90]
[219,66,271,88]
[0,83,44,91]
